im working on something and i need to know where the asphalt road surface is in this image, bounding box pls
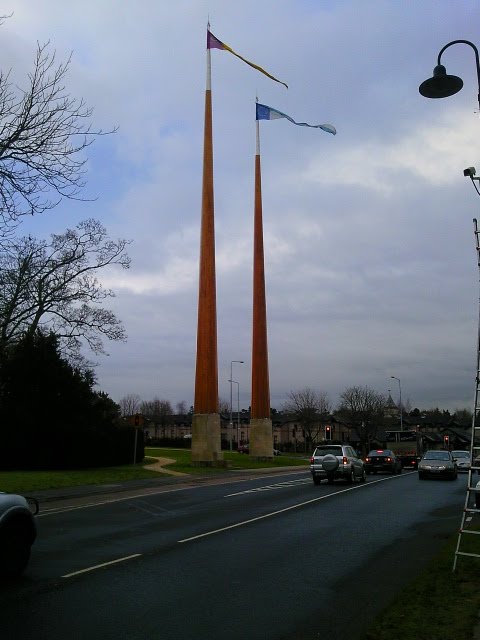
[0,469,468,640]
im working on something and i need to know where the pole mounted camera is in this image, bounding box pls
[464,166,477,177]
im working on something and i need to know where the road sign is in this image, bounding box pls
[131,414,144,427]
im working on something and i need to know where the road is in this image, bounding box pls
[0,468,468,640]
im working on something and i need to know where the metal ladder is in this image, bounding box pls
[453,218,480,571]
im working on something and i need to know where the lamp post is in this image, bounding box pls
[391,376,403,431]
[229,379,240,446]
[230,361,243,450]
[420,40,480,575]
[236,381,240,445]
[418,40,480,111]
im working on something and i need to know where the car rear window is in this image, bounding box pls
[424,451,450,461]
[314,447,342,456]
[367,450,392,457]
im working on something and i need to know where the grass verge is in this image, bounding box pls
[362,530,480,640]
[145,448,308,474]
[0,449,308,493]
[0,465,163,494]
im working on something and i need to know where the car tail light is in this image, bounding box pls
[365,457,371,462]
[386,457,391,462]
[343,456,348,465]
[310,457,314,464]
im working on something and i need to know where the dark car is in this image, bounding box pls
[418,450,458,480]
[0,493,38,577]
[238,444,280,456]
[364,449,402,475]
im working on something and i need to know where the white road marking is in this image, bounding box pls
[62,554,142,578]
[179,474,406,544]
[225,471,413,498]
[225,478,311,496]
[39,470,413,518]
[129,500,171,516]
[38,471,308,517]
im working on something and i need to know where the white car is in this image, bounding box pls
[418,450,458,480]
[452,450,471,472]
[0,493,38,577]
[475,481,480,508]
[310,444,366,485]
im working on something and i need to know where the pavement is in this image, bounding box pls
[142,456,189,476]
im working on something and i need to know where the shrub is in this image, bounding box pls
[0,331,141,470]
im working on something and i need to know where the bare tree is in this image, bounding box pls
[176,401,187,415]
[403,397,412,414]
[118,394,142,418]
[140,398,172,437]
[0,40,115,235]
[336,386,385,452]
[219,398,231,416]
[283,388,331,448]
[0,219,130,356]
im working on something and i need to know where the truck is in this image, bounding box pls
[383,430,421,469]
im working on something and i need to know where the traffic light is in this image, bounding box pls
[443,434,449,448]
[325,425,332,441]
[134,414,140,427]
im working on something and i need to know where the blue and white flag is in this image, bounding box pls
[256,102,336,135]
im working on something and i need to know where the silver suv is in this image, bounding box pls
[0,493,38,578]
[310,444,366,485]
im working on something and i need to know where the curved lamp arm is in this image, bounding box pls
[419,39,480,111]
[437,39,480,95]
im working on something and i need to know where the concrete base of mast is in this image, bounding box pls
[249,418,274,461]
[191,413,227,467]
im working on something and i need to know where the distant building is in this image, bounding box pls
[384,392,398,418]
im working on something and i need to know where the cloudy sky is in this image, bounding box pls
[4,1,480,412]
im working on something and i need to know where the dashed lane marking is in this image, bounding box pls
[179,474,410,544]
[62,554,142,578]
[225,478,312,496]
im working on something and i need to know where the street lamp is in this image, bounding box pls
[230,361,244,450]
[391,376,403,431]
[420,40,480,576]
[228,379,240,446]
[418,40,480,111]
